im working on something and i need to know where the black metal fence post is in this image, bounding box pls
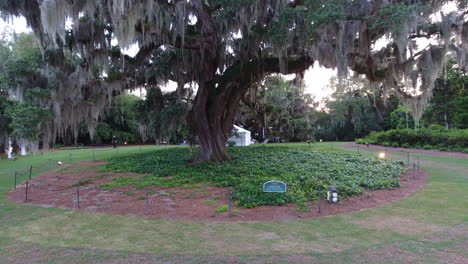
[29,165,32,180]
[413,163,416,180]
[366,174,370,198]
[76,185,80,209]
[145,190,150,216]
[14,171,17,190]
[24,181,29,202]
[317,186,322,214]
[228,188,232,217]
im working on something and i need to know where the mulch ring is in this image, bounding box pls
[7,161,428,222]
[345,143,468,158]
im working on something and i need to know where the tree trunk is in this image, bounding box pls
[190,83,231,163]
[405,111,409,129]
[444,107,449,129]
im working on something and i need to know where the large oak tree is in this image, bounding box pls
[0,0,467,162]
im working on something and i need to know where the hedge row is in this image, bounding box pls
[357,128,468,152]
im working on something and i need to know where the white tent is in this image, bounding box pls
[228,125,252,146]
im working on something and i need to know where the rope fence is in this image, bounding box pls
[11,144,232,216]
[351,143,423,166]
[11,144,424,218]
[16,175,236,217]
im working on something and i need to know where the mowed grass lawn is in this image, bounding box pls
[0,143,467,263]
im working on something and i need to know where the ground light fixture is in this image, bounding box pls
[320,139,323,142]
[57,161,63,166]
[327,186,338,204]
[378,152,386,160]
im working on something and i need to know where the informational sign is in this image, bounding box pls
[263,180,287,193]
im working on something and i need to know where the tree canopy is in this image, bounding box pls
[1,0,467,162]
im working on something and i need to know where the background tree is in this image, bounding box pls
[239,76,317,142]
[136,87,189,144]
[78,94,141,145]
[0,34,11,154]
[317,77,398,140]
[0,94,12,155]
[422,61,468,129]
[390,105,415,129]
[0,33,53,153]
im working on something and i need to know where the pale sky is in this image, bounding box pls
[0,16,336,101]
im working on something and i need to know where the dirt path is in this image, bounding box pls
[345,143,468,158]
[7,161,428,222]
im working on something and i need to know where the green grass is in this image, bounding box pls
[102,146,404,208]
[0,142,466,263]
[123,190,135,196]
[214,205,229,214]
[204,199,218,206]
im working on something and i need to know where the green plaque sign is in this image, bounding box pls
[263,180,287,193]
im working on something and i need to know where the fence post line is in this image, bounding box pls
[69,153,72,164]
[76,185,80,209]
[24,181,29,202]
[14,171,17,190]
[317,186,322,214]
[145,190,150,216]
[228,188,232,217]
[417,158,420,170]
[29,165,32,180]
[407,151,410,164]
[366,174,370,198]
[413,163,416,180]
[48,159,51,170]
[92,149,95,161]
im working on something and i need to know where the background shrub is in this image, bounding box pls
[358,128,468,151]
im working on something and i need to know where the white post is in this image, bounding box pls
[21,145,27,156]
[7,137,13,159]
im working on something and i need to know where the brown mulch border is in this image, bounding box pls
[7,161,428,222]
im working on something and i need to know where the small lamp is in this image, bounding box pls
[124,141,128,145]
[57,161,63,166]
[327,186,338,204]
[320,139,323,142]
[378,152,386,160]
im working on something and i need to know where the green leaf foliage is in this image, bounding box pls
[6,103,51,140]
[358,128,468,152]
[368,2,420,33]
[103,146,404,208]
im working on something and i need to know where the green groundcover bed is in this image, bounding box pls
[103,146,405,208]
